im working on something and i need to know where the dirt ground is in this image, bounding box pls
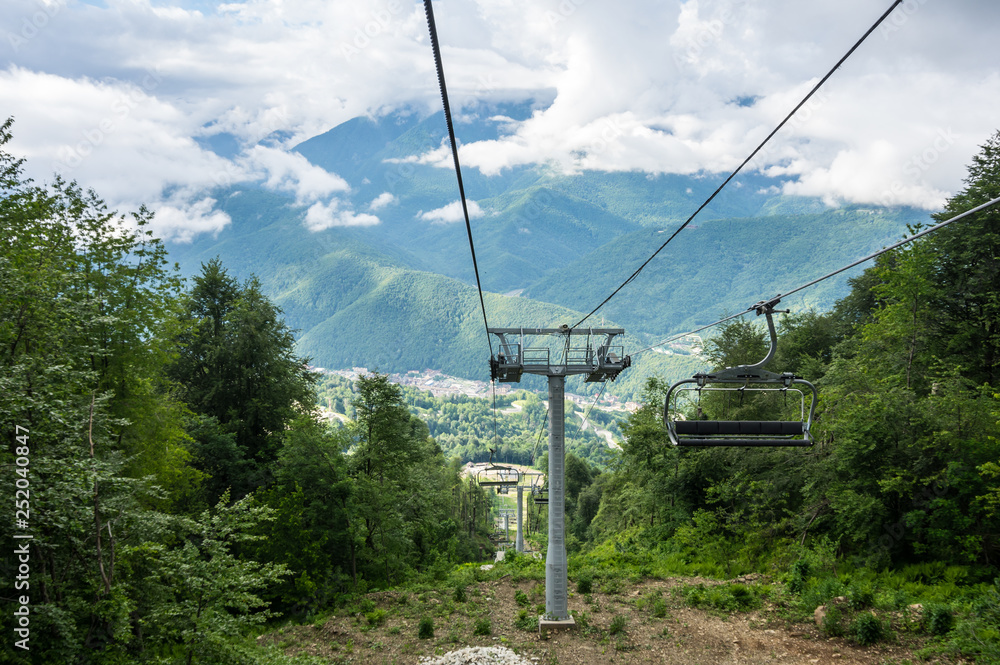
[267,576,949,665]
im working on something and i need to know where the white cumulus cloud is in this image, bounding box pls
[368,191,397,211]
[305,200,380,231]
[420,200,484,225]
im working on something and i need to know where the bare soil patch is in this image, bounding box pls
[266,576,944,665]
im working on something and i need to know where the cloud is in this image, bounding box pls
[368,191,397,211]
[419,200,484,225]
[3,0,1000,232]
[151,197,232,243]
[244,145,349,203]
[305,200,380,231]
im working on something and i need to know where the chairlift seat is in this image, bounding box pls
[676,420,804,436]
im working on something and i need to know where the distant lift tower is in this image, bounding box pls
[489,327,629,628]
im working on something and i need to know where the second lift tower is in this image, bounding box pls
[489,326,629,631]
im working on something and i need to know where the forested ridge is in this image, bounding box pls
[3,116,1000,663]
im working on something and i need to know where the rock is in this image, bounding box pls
[814,605,828,626]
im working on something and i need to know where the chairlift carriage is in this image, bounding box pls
[476,448,520,488]
[528,472,549,505]
[663,298,818,447]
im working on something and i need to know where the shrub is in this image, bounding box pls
[514,609,537,631]
[926,604,953,636]
[473,618,492,636]
[576,574,593,594]
[365,609,387,627]
[821,605,845,637]
[609,614,627,636]
[514,590,529,607]
[652,599,668,618]
[848,583,875,610]
[453,585,466,603]
[851,612,883,646]
[788,559,809,595]
[418,617,434,639]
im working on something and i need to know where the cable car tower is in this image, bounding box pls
[489,327,629,629]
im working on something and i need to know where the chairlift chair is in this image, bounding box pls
[531,484,549,505]
[663,298,818,447]
[476,449,520,488]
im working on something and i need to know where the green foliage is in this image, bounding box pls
[850,612,884,646]
[821,605,846,638]
[679,583,763,613]
[514,590,529,607]
[608,614,628,636]
[417,617,435,639]
[514,609,538,632]
[454,584,467,602]
[140,492,291,663]
[926,604,954,636]
[473,618,492,636]
[787,560,810,595]
[847,582,875,610]
[365,609,388,627]
[171,259,317,501]
[576,574,593,594]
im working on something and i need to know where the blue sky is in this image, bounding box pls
[3,0,999,240]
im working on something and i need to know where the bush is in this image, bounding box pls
[365,609,387,626]
[851,612,883,646]
[821,605,845,637]
[926,604,953,636]
[788,559,810,595]
[651,599,668,618]
[609,614,627,636]
[453,585,466,602]
[514,590,529,607]
[576,574,593,594]
[847,583,875,610]
[514,609,537,631]
[418,617,434,639]
[473,618,492,636]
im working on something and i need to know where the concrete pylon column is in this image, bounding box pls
[545,374,569,620]
[516,485,524,552]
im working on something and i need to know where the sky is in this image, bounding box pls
[2,0,999,241]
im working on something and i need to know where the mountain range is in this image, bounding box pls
[168,102,931,399]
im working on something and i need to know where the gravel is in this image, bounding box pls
[417,646,537,665]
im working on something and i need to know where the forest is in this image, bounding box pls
[2,115,1000,663]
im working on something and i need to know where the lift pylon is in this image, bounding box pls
[488,327,629,628]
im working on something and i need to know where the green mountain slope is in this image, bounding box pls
[524,205,930,337]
